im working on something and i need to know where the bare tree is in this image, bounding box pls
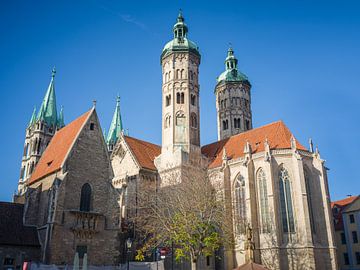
[129,168,234,270]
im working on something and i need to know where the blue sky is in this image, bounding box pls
[0,0,359,201]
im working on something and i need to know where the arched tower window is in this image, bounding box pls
[191,113,197,128]
[304,169,316,234]
[166,95,171,106]
[181,69,185,79]
[191,94,196,106]
[164,115,171,128]
[176,111,185,126]
[37,138,42,154]
[279,168,295,233]
[176,69,180,79]
[234,174,246,233]
[80,183,92,212]
[258,168,270,233]
[180,93,184,104]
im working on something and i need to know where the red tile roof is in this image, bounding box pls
[331,195,359,231]
[331,196,358,208]
[29,109,92,184]
[201,120,306,168]
[124,136,161,171]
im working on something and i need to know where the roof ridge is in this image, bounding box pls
[202,120,284,148]
[124,135,161,148]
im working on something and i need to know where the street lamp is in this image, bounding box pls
[126,238,132,270]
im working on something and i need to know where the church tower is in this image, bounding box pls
[17,68,64,195]
[215,47,252,140]
[155,11,203,177]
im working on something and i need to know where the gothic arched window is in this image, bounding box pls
[258,168,270,233]
[235,174,246,233]
[80,183,92,212]
[304,169,316,234]
[279,168,295,233]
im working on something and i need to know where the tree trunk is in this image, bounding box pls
[190,254,197,270]
[191,260,197,270]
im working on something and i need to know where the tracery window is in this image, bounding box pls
[235,174,246,233]
[279,168,295,233]
[304,169,316,234]
[258,168,270,233]
[80,183,92,212]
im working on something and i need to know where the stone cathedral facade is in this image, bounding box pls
[12,12,338,270]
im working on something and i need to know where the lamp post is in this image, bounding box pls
[126,238,132,270]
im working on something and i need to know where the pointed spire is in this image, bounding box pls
[106,95,124,146]
[28,106,37,127]
[57,106,65,128]
[309,138,314,153]
[37,67,58,127]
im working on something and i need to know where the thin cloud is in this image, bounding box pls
[120,14,147,30]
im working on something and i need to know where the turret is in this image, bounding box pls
[215,47,252,140]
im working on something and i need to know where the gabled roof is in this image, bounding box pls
[124,136,161,171]
[202,120,306,169]
[331,195,359,231]
[0,201,40,246]
[331,195,359,208]
[29,109,92,184]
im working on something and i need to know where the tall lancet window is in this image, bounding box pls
[235,174,246,234]
[258,168,270,233]
[80,183,92,212]
[279,168,295,233]
[304,170,316,234]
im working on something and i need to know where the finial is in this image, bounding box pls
[290,135,296,150]
[93,100,97,108]
[116,94,120,105]
[309,138,314,153]
[222,148,228,161]
[51,66,56,78]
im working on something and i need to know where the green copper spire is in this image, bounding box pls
[57,106,65,128]
[216,47,249,85]
[37,67,58,126]
[28,106,37,127]
[106,96,123,146]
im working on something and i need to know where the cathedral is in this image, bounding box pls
[10,11,338,270]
